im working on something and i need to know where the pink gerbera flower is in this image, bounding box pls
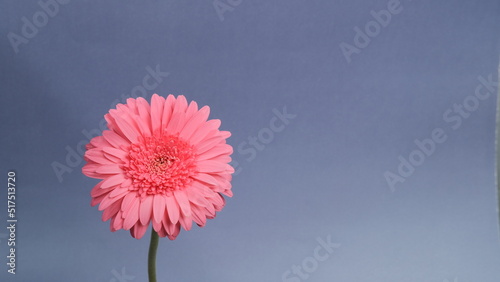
[82,94,234,240]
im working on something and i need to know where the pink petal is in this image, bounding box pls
[161,95,176,133]
[179,106,210,140]
[165,195,180,224]
[85,149,112,164]
[103,147,128,161]
[102,201,122,221]
[101,174,126,188]
[104,114,119,135]
[82,164,103,179]
[113,115,139,143]
[136,97,152,136]
[103,151,123,163]
[125,98,139,115]
[191,205,207,227]
[112,210,124,230]
[153,195,166,224]
[223,189,233,197]
[121,192,137,213]
[174,190,191,217]
[103,130,129,149]
[120,178,133,188]
[95,164,122,174]
[139,196,153,225]
[219,131,231,139]
[173,95,188,114]
[196,137,223,156]
[90,136,110,148]
[179,214,192,231]
[131,223,148,239]
[186,187,210,207]
[90,181,112,197]
[91,193,106,207]
[98,193,126,211]
[156,225,168,238]
[109,187,129,198]
[205,203,215,218]
[150,94,165,134]
[152,218,163,232]
[197,160,227,173]
[123,197,140,230]
[184,101,199,121]
[163,222,180,240]
[193,173,218,186]
[209,154,232,164]
[165,111,183,135]
[210,193,225,208]
[189,119,220,145]
[197,143,232,160]
[190,180,214,197]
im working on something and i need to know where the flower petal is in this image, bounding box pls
[161,95,176,133]
[95,164,122,174]
[165,195,179,224]
[153,195,166,224]
[109,187,129,198]
[113,115,139,143]
[136,97,152,136]
[150,94,165,134]
[197,160,228,173]
[121,192,137,212]
[174,190,191,217]
[101,174,126,189]
[103,130,129,149]
[103,147,128,161]
[179,106,210,140]
[189,119,220,145]
[139,196,153,225]
[193,173,218,186]
[131,222,149,239]
[102,200,122,221]
[82,164,103,179]
[112,210,124,230]
[90,181,111,197]
[123,197,140,230]
[85,149,112,164]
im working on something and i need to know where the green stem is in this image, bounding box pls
[148,229,159,282]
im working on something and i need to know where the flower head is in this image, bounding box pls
[82,94,233,239]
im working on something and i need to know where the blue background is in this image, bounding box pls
[1,0,500,281]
